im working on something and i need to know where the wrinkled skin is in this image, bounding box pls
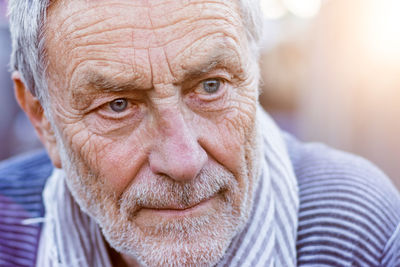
[18,0,262,266]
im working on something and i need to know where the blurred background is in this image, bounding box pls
[0,0,399,188]
[0,0,43,161]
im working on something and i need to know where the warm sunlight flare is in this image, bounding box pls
[261,0,322,20]
[283,0,322,18]
[362,0,400,63]
[261,0,288,20]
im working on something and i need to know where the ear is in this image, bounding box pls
[12,71,62,168]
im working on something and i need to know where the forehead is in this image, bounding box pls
[45,0,247,89]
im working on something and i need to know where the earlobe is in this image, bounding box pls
[12,71,62,168]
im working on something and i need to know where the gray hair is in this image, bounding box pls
[8,0,51,101]
[8,0,263,99]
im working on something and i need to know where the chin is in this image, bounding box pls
[96,168,249,267]
[103,214,241,267]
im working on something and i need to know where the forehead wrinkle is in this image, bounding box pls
[48,2,152,44]
[47,0,246,93]
[48,0,242,40]
[162,19,244,62]
[147,1,242,45]
[148,0,239,18]
[48,0,243,57]
[71,1,240,47]
[171,37,243,81]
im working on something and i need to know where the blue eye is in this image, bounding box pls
[202,79,220,93]
[110,98,128,112]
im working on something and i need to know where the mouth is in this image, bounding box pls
[134,192,224,220]
[127,188,232,233]
[142,197,213,215]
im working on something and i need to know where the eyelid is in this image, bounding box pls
[194,70,231,90]
[182,68,231,89]
[192,78,227,102]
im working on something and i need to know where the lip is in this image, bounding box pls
[138,196,215,218]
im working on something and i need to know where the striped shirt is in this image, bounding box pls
[1,134,400,266]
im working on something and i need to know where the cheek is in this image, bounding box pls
[62,121,152,195]
[196,104,257,178]
[96,139,148,194]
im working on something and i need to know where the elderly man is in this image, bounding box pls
[1,0,400,266]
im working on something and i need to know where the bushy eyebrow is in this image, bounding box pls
[77,71,147,93]
[181,48,239,80]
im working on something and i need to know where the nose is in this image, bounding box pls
[149,107,207,182]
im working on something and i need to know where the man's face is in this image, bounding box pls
[44,0,261,266]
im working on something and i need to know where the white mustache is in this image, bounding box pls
[119,164,237,216]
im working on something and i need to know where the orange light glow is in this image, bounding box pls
[362,0,400,63]
[261,0,288,20]
[283,0,322,19]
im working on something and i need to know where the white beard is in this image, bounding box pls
[55,136,260,267]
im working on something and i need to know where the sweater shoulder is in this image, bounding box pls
[0,149,52,218]
[0,149,52,182]
[0,150,52,267]
[284,134,400,266]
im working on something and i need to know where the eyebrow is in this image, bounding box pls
[77,71,148,93]
[181,48,240,80]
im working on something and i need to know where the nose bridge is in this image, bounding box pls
[158,105,186,137]
[149,104,207,182]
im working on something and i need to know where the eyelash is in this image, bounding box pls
[193,78,227,101]
[96,98,139,120]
